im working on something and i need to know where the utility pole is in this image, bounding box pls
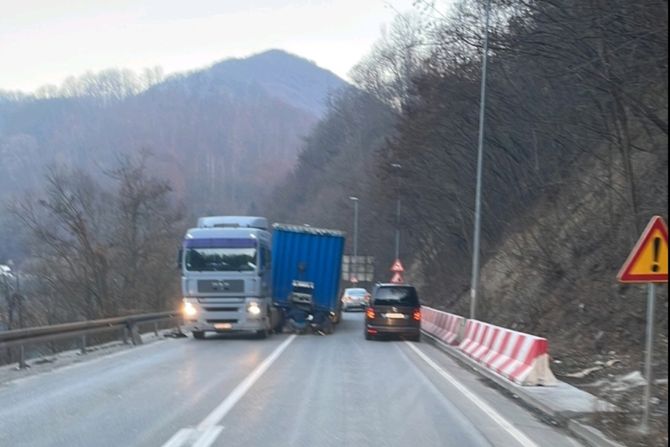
[349,196,359,282]
[391,163,402,260]
[15,271,24,329]
[1,271,9,328]
[395,199,401,260]
[2,264,15,329]
[469,0,492,321]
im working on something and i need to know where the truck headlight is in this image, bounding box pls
[247,302,262,316]
[183,301,198,317]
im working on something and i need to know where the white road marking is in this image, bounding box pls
[404,341,540,447]
[197,334,296,430]
[161,428,194,447]
[161,335,296,447]
[192,426,224,447]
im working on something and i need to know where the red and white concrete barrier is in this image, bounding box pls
[458,320,557,386]
[421,306,465,345]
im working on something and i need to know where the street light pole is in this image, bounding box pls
[16,271,23,329]
[395,198,401,260]
[390,163,402,261]
[349,196,359,281]
[469,0,491,321]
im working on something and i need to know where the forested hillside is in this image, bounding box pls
[0,50,344,225]
[267,1,667,443]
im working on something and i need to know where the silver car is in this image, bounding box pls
[341,288,370,311]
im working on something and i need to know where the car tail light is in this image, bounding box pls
[412,309,421,321]
[366,307,376,319]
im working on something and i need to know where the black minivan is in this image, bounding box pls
[365,283,421,341]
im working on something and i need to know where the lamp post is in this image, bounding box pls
[349,196,359,282]
[1,266,10,327]
[390,163,402,260]
[469,0,491,321]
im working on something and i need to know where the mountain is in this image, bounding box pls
[159,49,344,117]
[0,49,347,216]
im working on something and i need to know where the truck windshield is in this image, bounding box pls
[183,238,257,272]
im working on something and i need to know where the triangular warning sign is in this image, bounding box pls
[390,272,404,284]
[390,259,405,273]
[618,216,668,283]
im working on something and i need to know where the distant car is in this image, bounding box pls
[341,287,370,311]
[365,283,421,341]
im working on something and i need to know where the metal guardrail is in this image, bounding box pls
[0,311,181,369]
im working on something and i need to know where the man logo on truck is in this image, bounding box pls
[212,281,230,291]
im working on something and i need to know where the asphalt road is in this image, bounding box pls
[0,313,583,447]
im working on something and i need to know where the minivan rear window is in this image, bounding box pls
[373,286,419,306]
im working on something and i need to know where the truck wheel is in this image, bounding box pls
[322,318,334,335]
[274,319,284,334]
[256,319,270,339]
[192,331,205,340]
[273,311,285,334]
[256,329,268,339]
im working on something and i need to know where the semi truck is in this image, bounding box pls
[179,216,278,339]
[271,223,345,334]
[180,217,345,338]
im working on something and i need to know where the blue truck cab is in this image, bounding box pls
[180,216,276,339]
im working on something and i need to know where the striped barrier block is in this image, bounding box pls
[421,306,465,345]
[458,320,557,386]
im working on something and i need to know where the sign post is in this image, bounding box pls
[642,282,656,433]
[390,259,405,283]
[617,215,668,434]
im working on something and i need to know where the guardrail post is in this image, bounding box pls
[154,321,159,337]
[174,316,184,335]
[130,321,143,346]
[122,326,129,344]
[18,344,28,369]
[80,334,87,355]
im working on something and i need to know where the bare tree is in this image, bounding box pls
[7,154,184,323]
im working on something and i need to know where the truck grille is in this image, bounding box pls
[197,279,244,293]
[202,307,239,312]
[206,319,238,324]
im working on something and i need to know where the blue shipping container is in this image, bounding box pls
[271,224,345,313]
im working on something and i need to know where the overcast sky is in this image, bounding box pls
[0,0,417,92]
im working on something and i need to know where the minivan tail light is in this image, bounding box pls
[412,309,421,321]
[366,307,376,319]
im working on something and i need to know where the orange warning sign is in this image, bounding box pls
[390,272,404,284]
[617,216,668,283]
[390,259,405,273]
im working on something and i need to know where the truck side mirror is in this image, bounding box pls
[177,248,183,270]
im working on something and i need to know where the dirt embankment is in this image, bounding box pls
[469,145,668,446]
